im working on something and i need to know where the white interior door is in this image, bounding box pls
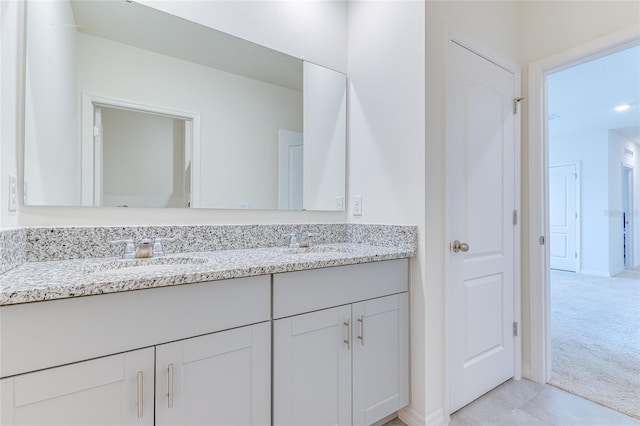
[278,130,303,210]
[446,40,518,413]
[549,164,578,272]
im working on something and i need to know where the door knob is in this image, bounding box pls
[451,240,469,253]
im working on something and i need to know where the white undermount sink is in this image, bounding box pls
[289,245,351,256]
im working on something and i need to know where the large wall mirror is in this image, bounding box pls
[23,0,346,211]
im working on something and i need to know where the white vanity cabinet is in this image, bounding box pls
[0,276,271,426]
[0,348,155,425]
[155,322,270,426]
[273,259,409,426]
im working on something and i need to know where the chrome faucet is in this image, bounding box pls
[283,233,300,249]
[299,232,320,248]
[111,237,174,259]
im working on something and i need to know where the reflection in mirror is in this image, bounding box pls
[23,0,346,211]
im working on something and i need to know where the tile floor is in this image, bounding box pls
[385,378,640,426]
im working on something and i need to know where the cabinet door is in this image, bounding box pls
[274,305,352,426]
[0,347,154,426]
[352,293,409,426]
[155,322,270,426]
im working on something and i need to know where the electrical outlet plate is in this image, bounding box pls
[352,195,362,216]
[335,196,344,211]
[8,174,18,211]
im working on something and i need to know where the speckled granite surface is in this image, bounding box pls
[0,243,414,305]
[1,224,416,306]
[25,224,351,261]
[0,228,26,275]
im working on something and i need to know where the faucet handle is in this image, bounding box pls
[152,237,175,257]
[301,232,320,247]
[110,239,135,259]
[282,233,300,249]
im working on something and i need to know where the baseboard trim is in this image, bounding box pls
[580,269,609,277]
[398,405,427,426]
[425,408,446,426]
[521,362,532,380]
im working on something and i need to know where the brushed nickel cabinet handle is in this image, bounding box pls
[136,371,143,418]
[344,319,351,350]
[168,364,174,408]
[357,315,365,345]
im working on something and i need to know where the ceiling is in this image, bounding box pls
[547,44,640,145]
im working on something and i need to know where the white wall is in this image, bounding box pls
[609,131,640,272]
[23,0,78,206]
[549,129,610,276]
[303,62,346,211]
[347,1,426,423]
[0,0,22,229]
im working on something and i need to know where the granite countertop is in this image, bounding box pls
[0,243,414,306]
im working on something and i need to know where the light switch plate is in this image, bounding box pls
[335,196,344,211]
[8,174,18,211]
[352,195,362,216]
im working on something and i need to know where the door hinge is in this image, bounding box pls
[513,210,518,225]
[513,322,518,337]
[513,97,525,114]
[575,252,578,258]
[93,126,102,137]
[539,236,545,245]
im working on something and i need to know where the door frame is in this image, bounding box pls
[527,25,640,383]
[548,162,581,273]
[622,164,634,268]
[80,93,201,207]
[444,33,522,417]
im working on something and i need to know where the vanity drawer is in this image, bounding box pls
[0,275,270,378]
[273,259,408,319]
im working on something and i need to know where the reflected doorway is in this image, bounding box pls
[81,94,201,208]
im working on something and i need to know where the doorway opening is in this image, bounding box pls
[81,94,201,208]
[543,41,640,419]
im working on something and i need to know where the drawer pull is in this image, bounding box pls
[344,319,351,350]
[357,315,365,345]
[168,364,174,408]
[136,371,143,418]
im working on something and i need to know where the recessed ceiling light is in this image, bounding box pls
[614,104,632,112]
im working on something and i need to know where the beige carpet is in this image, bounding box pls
[549,269,640,419]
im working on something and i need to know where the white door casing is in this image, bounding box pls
[549,164,579,272]
[622,165,634,268]
[446,39,520,413]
